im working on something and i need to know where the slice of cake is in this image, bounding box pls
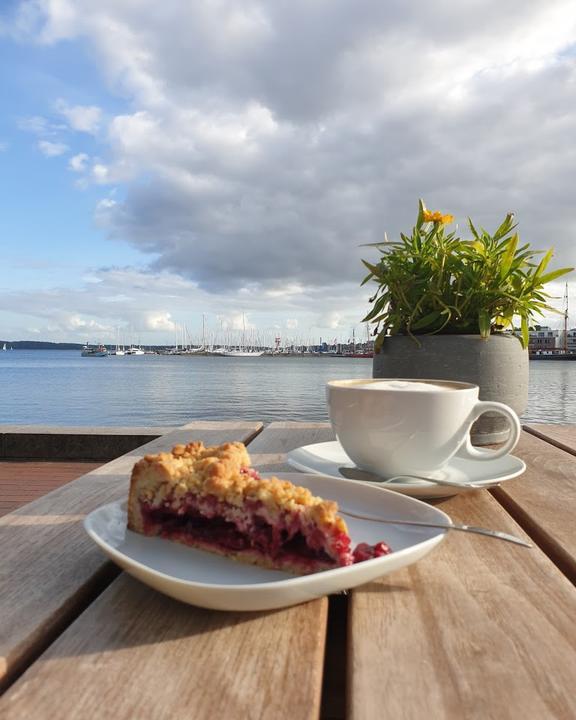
[127,440,391,574]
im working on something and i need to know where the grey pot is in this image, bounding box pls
[373,334,528,445]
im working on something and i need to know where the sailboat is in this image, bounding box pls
[222,348,265,357]
[2,343,6,352]
[346,326,374,358]
[112,328,126,355]
[221,314,264,357]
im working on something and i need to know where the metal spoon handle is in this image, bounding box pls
[386,474,485,488]
[338,466,485,488]
[339,509,532,547]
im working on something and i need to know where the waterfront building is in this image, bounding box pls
[567,328,576,353]
[527,325,558,353]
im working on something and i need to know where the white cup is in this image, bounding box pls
[326,379,521,478]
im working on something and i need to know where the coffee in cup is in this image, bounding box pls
[326,379,521,478]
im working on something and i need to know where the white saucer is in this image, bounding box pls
[286,441,526,499]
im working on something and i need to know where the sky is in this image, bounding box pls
[1,0,576,346]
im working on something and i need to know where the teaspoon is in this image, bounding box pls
[339,466,487,488]
[339,509,532,547]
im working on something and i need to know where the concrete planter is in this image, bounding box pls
[373,334,528,445]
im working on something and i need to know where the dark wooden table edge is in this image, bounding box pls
[487,425,576,586]
[490,484,576,586]
[523,424,576,457]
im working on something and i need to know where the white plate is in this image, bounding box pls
[287,441,526,499]
[84,473,448,611]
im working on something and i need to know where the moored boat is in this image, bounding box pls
[221,349,265,357]
[81,344,108,357]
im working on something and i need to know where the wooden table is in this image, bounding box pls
[1,421,575,719]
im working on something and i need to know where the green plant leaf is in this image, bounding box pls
[478,310,491,338]
[498,233,519,280]
[533,248,554,279]
[417,199,426,228]
[361,259,381,276]
[409,310,443,330]
[537,267,574,285]
[492,213,516,240]
[520,316,529,349]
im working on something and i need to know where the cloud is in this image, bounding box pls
[0,261,570,344]
[5,1,576,328]
[37,139,69,156]
[18,115,54,134]
[316,312,344,330]
[68,152,89,171]
[0,262,375,343]
[144,311,176,332]
[0,141,8,152]
[55,99,102,133]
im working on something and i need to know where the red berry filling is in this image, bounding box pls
[140,493,354,571]
[352,541,392,563]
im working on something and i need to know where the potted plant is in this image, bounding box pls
[361,200,573,444]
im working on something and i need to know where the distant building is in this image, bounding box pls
[527,325,558,353]
[567,328,576,353]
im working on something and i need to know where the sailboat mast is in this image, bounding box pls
[564,282,569,353]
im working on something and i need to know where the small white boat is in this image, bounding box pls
[112,329,126,355]
[126,346,145,355]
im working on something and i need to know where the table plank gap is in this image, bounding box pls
[489,430,576,583]
[490,485,576,584]
[320,594,348,720]
[523,423,576,457]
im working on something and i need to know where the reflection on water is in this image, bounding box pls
[0,350,575,426]
[524,361,576,424]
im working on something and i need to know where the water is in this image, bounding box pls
[0,350,575,427]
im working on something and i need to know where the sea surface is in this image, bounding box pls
[0,350,575,427]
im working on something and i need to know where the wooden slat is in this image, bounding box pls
[247,421,336,473]
[348,488,576,720]
[0,421,262,690]
[524,423,576,456]
[0,576,327,720]
[0,462,103,517]
[491,431,576,583]
[0,422,333,720]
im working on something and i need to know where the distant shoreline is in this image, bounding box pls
[0,341,375,356]
[1,341,84,350]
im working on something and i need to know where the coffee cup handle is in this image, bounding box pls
[459,401,521,460]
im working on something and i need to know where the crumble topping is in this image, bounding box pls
[130,440,348,534]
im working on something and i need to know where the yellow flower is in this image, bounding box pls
[423,209,454,225]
